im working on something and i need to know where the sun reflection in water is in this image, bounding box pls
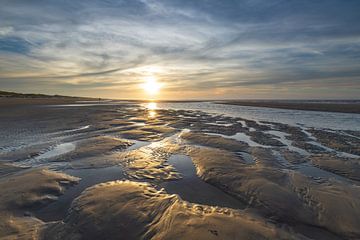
[146,102,157,118]
[147,102,157,110]
[148,110,156,118]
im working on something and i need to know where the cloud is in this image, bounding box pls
[0,36,32,54]
[0,0,359,99]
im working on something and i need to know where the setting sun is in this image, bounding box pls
[142,76,161,95]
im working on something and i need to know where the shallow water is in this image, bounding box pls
[206,132,268,148]
[35,142,76,160]
[161,154,245,209]
[156,102,360,130]
[236,151,255,164]
[266,130,309,155]
[294,163,351,183]
[35,166,125,221]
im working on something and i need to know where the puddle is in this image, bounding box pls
[206,122,233,127]
[35,142,76,160]
[272,150,293,168]
[16,142,77,168]
[300,128,317,141]
[293,163,351,183]
[127,140,151,151]
[207,132,268,148]
[236,152,255,164]
[35,166,125,222]
[308,141,359,159]
[131,122,146,127]
[161,154,245,209]
[266,130,309,155]
[237,120,247,127]
[63,125,91,133]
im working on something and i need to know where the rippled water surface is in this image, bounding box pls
[156,102,360,130]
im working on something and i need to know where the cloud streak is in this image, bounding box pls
[0,0,359,99]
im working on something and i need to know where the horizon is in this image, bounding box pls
[2,89,360,102]
[1,1,360,99]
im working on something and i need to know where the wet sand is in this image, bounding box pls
[0,99,360,239]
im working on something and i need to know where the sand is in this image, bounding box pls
[310,129,360,155]
[43,180,304,240]
[117,140,182,181]
[181,131,248,151]
[311,154,360,181]
[1,99,360,239]
[0,168,79,240]
[185,146,360,239]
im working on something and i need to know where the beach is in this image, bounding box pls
[0,98,360,240]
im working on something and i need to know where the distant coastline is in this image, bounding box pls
[215,100,360,114]
[0,90,96,106]
[2,90,359,113]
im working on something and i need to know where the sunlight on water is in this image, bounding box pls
[147,102,158,110]
[148,110,156,118]
[146,102,157,118]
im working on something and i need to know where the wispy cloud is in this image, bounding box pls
[0,0,359,99]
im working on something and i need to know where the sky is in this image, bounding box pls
[0,0,360,100]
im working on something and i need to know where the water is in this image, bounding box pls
[236,152,255,164]
[156,102,360,130]
[206,132,268,148]
[35,142,76,160]
[294,163,351,183]
[266,130,309,155]
[161,154,245,209]
[126,139,151,151]
[35,166,125,221]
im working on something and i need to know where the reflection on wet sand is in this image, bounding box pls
[1,100,360,240]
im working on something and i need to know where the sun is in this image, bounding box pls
[142,76,161,95]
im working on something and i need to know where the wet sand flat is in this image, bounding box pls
[0,99,360,239]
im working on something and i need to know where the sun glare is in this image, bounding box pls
[142,76,161,95]
[147,102,157,110]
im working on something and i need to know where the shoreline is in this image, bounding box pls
[214,100,360,114]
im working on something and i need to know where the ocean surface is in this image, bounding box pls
[155,102,360,131]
